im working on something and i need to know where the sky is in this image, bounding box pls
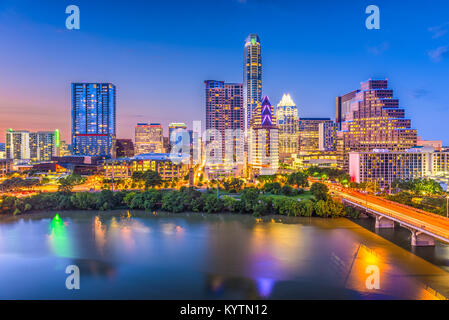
[0,0,448,144]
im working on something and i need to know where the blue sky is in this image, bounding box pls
[0,0,448,143]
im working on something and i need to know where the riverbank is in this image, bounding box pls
[0,187,354,218]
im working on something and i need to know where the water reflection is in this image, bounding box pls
[47,214,73,258]
[1,212,449,299]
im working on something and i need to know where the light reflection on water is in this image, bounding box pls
[0,211,448,300]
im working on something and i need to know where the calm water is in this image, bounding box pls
[1,211,449,300]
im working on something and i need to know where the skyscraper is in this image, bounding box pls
[336,90,359,130]
[338,79,417,171]
[134,123,164,155]
[249,96,279,176]
[71,83,116,157]
[243,34,262,130]
[276,94,299,161]
[204,80,244,162]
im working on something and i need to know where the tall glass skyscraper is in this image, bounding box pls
[71,83,116,157]
[243,34,262,130]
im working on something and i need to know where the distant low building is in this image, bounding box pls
[103,153,190,181]
[0,159,12,176]
[417,137,442,152]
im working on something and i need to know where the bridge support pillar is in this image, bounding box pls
[411,231,435,247]
[375,215,395,229]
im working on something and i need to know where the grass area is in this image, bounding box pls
[262,191,315,201]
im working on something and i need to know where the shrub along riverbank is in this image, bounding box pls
[0,185,358,218]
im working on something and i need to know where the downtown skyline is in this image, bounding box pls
[1,0,449,144]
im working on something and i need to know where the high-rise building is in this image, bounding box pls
[276,94,299,161]
[338,79,417,171]
[318,121,337,151]
[30,130,60,161]
[299,118,333,154]
[168,123,193,153]
[249,96,279,176]
[204,80,244,178]
[116,139,134,158]
[6,129,30,160]
[71,83,116,157]
[6,129,59,161]
[336,90,359,130]
[243,34,262,129]
[134,123,164,155]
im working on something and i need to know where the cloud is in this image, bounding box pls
[428,45,449,62]
[411,88,430,99]
[366,42,390,55]
[428,22,449,39]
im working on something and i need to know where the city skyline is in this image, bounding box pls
[1,0,449,145]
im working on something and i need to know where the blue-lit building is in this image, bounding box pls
[243,34,262,130]
[71,83,116,157]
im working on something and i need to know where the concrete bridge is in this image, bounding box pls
[342,198,441,247]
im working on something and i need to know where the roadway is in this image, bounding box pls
[310,178,449,242]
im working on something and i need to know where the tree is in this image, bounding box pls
[310,182,328,201]
[144,170,163,190]
[287,172,308,188]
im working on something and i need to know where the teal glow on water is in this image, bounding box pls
[1,211,449,300]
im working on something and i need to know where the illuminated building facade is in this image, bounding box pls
[0,143,5,159]
[249,96,279,175]
[135,123,164,155]
[168,123,193,153]
[243,34,262,129]
[116,139,134,158]
[6,129,59,161]
[204,80,244,178]
[276,94,299,161]
[299,118,333,154]
[339,79,417,171]
[6,130,30,160]
[71,83,116,157]
[0,159,12,176]
[30,130,60,161]
[336,89,359,130]
[318,121,337,151]
[103,153,190,180]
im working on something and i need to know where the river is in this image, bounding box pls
[0,210,449,299]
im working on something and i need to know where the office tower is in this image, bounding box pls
[336,90,359,130]
[298,118,333,154]
[134,123,164,155]
[204,80,244,178]
[71,83,116,157]
[243,34,262,129]
[318,121,337,151]
[116,139,134,158]
[276,94,299,161]
[6,129,30,160]
[30,130,60,161]
[249,96,279,175]
[338,79,417,171]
